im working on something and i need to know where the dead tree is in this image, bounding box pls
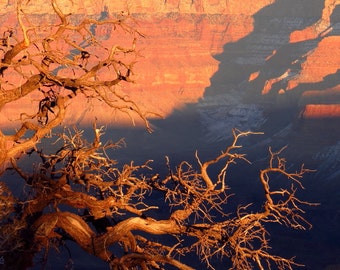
[0,127,317,269]
[0,1,317,269]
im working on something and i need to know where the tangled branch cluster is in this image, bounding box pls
[0,1,317,269]
[1,128,317,269]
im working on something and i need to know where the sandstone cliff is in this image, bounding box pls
[1,0,340,127]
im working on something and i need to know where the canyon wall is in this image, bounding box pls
[1,0,340,128]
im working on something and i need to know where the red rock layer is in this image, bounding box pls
[302,104,340,118]
[290,0,340,42]
[291,36,340,84]
[1,0,273,128]
[1,0,340,126]
[288,36,340,119]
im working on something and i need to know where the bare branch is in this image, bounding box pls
[0,1,318,269]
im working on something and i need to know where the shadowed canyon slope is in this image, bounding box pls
[2,0,340,127]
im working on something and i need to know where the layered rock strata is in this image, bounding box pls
[0,0,340,127]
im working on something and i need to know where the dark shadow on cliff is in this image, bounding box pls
[150,0,338,152]
[144,1,340,269]
[6,2,339,269]
[202,0,340,125]
[294,69,340,96]
[97,2,340,269]
[151,0,340,155]
[14,1,338,269]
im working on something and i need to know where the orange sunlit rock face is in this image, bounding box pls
[302,104,340,118]
[290,0,340,43]
[0,0,271,128]
[252,0,340,119]
[286,34,340,118]
[1,0,340,127]
[292,36,340,84]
